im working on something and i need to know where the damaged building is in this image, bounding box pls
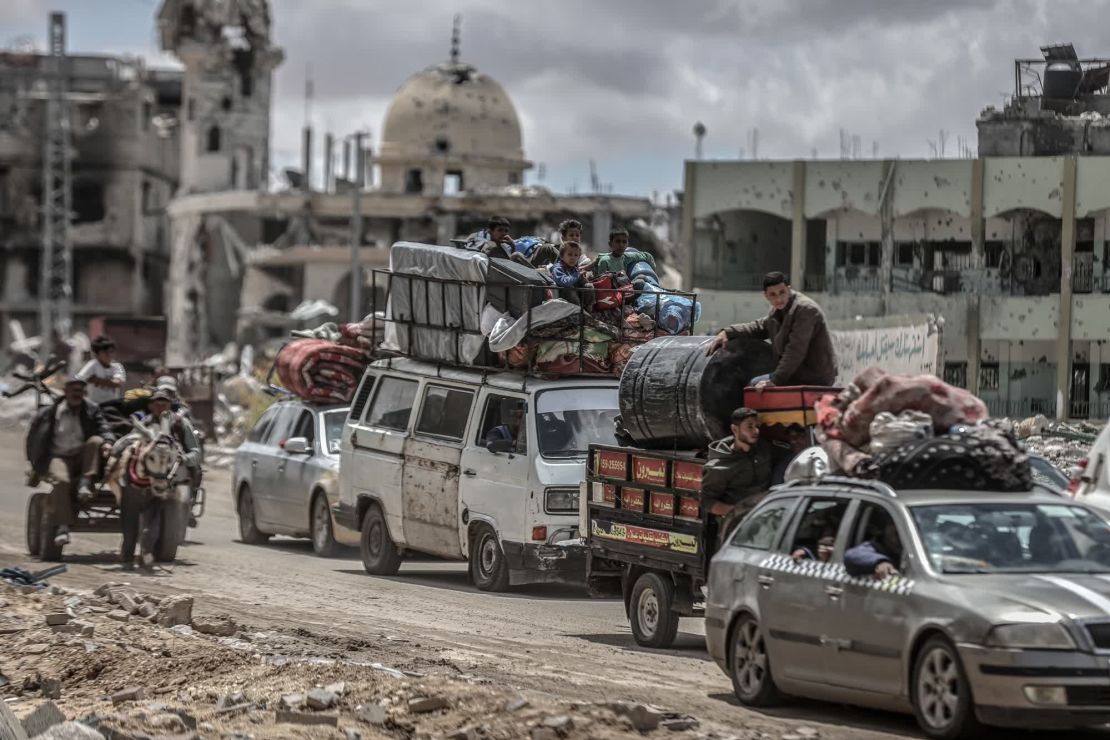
[162,5,671,362]
[683,43,1110,420]
[0,40,181,348]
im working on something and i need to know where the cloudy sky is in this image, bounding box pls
[3,0,1109,197]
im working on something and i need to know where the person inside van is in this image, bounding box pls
[485,399,526,453]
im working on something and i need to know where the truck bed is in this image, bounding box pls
[584,443,711,584]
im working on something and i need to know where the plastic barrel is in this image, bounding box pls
[618,335,774,449]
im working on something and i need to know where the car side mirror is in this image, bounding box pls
[487,438,514,454]
[283,437,311,455]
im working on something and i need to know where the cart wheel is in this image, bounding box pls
[38,499,63,563]
[26,493,47,557]
[154,500,186,563]
[629,572,680,648]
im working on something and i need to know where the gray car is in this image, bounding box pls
[232,399,352,556]
[705,477,1110,739]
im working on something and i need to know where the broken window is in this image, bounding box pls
[187,98,195,121]
[72,181,106,224]
[979,363,1000,391]
[141,180,153,212]
[1097,364,1110,393]
[443,170,463,195]
[508,172,520,185]
[896,243,915,266]
[405,169,424,194]
[206,125,221,152]
[985,241,1006,268]
[221,96,232,112]
[943,362,968,389]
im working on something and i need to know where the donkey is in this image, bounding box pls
[106,416,189,567]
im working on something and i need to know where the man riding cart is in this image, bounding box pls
[23,373,197,564]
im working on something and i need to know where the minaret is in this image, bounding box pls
[157,0,284,193]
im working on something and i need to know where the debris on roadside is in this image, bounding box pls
[0,581,719,739]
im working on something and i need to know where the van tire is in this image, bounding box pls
[469,524,510,592]
[360,504,401,575]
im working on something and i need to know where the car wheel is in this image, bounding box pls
[311,492,340,558]
[628,572,680,648]
[729,614,780,706]
[469,524,510,592]
[360,504,402,575]
[912,636,981,740]
[237,486,270,545]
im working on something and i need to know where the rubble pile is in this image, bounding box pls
[0,582,720,740]
[1011,414,1102,469]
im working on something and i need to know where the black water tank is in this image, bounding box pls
[618,335,774,449]
[1043,61,1082,99]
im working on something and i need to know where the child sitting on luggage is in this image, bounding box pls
[550,241,591,306]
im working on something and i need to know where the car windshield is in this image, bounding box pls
[534,387,619,458]
[911,502,1110,574]
[323,409,347,455]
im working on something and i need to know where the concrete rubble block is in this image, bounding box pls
[110,687,145,705]
[541,715,574,732]
[93,583,121,597]
[29,722,105,740]
[278,693,305,710]
[148,713,187,732]
[505,695,530,712]
[156,596,193,627]
[0,699,29,740]
[217,690,247,709]
[531,729,558,740]
[602,702,665,733]
[114,594,141,615]
[106,611,130,623]
[324,681,346,697]
[24,644,50,655]
[20,700,65,736]
[344,730,362,740]
[408,696,449,714]
[306,688,338,710]
[661,717,700,732]
[138,603,157,619]
[190,616,237,637]
[355,703,387,725]
[45,613,71,626]
[39,676,62,700]
[447,726,480,740]
[274,710,339,727]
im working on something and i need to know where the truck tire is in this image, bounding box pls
[469,524,510,592]
[237,485,270,545]
[154,500,186,562]
[629,572,679,648]
[311,492,341,558]
[360,504,402,575]
[26,493,47,557]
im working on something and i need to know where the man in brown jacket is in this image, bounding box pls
[706,271,837,388]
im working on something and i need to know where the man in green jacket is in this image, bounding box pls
[593,228,656,275]
[703,407,790,546]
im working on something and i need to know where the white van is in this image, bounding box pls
[333,358,620,590]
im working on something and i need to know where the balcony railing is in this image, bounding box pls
[984,398,1055,418]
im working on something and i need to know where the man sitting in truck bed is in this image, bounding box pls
[703,407,791,546]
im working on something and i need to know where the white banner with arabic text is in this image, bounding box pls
[830,320,940,386]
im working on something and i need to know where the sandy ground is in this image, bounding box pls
[0,429,1103,740]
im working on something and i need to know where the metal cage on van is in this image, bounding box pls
[369,268,700,377]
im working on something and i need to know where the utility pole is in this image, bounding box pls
[39,12,72,357]
[349,131,365,322]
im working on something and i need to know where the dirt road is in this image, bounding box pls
[0,430,1100,739]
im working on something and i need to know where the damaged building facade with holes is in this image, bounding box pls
[161,3,677,363]
[0,42,181,348]
[683,44,1110,421]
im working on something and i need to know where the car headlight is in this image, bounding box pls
[545,487,579,513]
[985,622,1076,650]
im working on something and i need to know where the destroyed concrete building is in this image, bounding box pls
[162,9,670,362]
[0,43,182,348]
[683,44,1110,421]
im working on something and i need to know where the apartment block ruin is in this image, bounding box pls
[684,44,1110,420]
[0,35,181,349]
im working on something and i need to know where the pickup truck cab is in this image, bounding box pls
[335,358,619,590]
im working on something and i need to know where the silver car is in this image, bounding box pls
[233,399,352,556]
[705,477,1110,739]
